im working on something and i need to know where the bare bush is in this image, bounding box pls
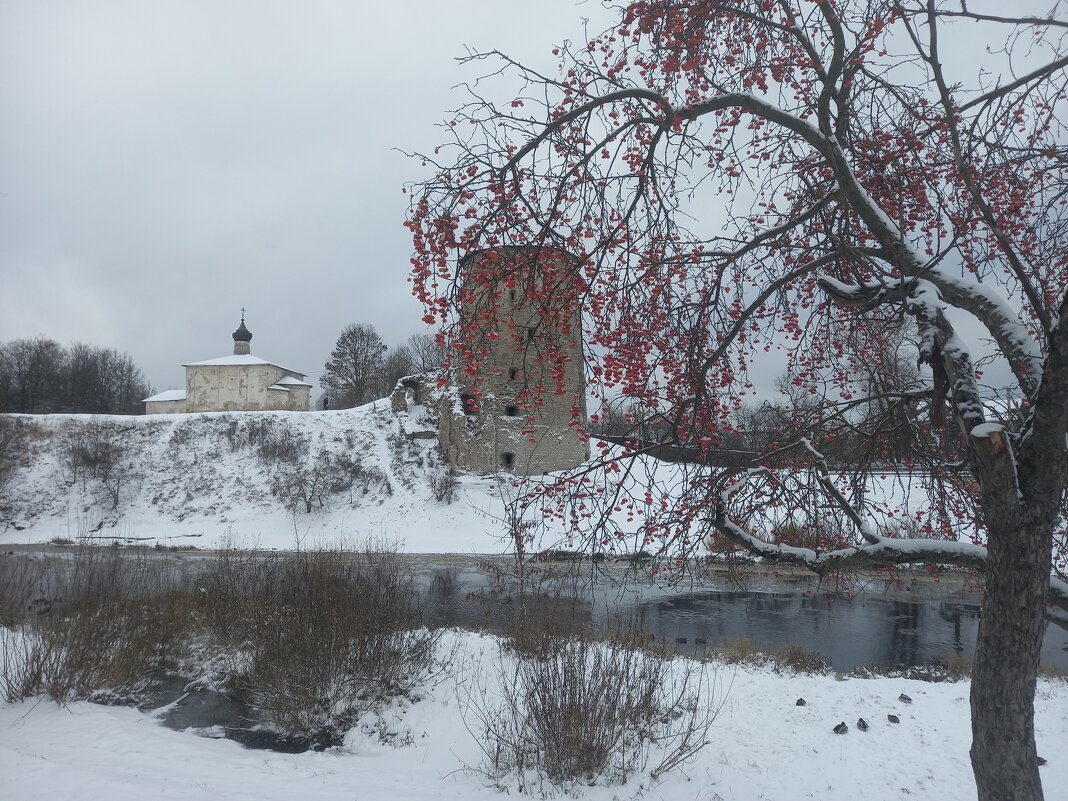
[428,463,459,504]
[272,461,333,513]
[472,631,716,793]
[202,546,440,744]
[271,452,389,512]
[0,415,30,495]
[222,417,309,464]
[62,419,131,509]
[0,548,193,703]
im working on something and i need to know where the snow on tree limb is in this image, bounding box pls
[713,468,1067,612]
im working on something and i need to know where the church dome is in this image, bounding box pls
[232,314,252,342]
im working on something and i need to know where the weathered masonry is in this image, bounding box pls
[143,314,311,414]
[393,247,588,476]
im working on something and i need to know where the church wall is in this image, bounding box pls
[187,365,278,412]
[285,385,311,411]
[144,398,188,415]
[186,365,310,413]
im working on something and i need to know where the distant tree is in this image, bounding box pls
[320,324,387,409]
[405,333,447,372]
[0,337,64,412]
[374,345,416,399]
[62,343,152,415]
[0,338,150,415]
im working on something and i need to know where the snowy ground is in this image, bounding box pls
[3,411,1067,799]
[0,404,531,553]
[1,405,932,556]
[1,630,1066,801]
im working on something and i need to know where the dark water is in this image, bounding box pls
[414,561,1068,673]
[3,549,1065,672]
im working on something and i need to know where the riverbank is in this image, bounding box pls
[1,628,1066,801]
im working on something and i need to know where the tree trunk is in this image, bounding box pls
[970,517,1050,801]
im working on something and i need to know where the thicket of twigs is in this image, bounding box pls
[0,544,440,748]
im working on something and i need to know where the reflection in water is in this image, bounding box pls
[420,573,1065,673]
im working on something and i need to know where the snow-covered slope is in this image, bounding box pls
[0,404,523,552]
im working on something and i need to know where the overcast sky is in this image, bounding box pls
[0,1,1040,400]
[0,0,616,392]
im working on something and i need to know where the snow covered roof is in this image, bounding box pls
[271,375,312,387]
[143,389,187,403]
[266,384,290,392]
[182,354,304,376]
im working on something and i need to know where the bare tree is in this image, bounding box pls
[0,339,151,414]
[408,2,1068,798]
[0,337,65,412]
[405,332,447,373]
[320,324,388,409]
[375,344,416,399]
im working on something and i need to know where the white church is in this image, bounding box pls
[143,314,312,414]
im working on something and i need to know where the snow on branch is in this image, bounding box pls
[712,469,1068,612]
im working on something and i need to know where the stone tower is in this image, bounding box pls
[232,310,252,356]
[435,247,589,476]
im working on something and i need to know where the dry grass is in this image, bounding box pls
[709,637,829,674]
[198,545,440,744]
[0,543,440,748]
[1039,661,1065,680]
[505,596,592,658]
[776,643,830,674]
[940,652,973,680]
[712,637,767,665]
[472,622,717,794]
[0,548,194,703]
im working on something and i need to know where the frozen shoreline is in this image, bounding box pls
[1,629,1066,801]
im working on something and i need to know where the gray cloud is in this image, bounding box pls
[0,0,614,391]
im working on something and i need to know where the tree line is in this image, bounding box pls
[320,328,443,409]
[0,337,153,415]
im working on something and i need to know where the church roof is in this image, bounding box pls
[271,375,313,387]
[232,313,252,342]
[182,354,304,377]
[143,389,187,403]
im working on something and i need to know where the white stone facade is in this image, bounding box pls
[143,318,311,414]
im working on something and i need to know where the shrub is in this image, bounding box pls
[473,630,717,794]
[0,415,30,493]
[206,547,440,745]
[60,419,132,509]
[775,643,830,674]
[429,464,459,504]
[0,547,193,703]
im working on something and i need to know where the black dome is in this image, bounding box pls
[232,317,252,342]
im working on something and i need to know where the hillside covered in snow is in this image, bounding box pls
[0,403,527,552]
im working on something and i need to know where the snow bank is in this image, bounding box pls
[0,630,1065,801]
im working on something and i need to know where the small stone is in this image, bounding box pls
[1037,757,1047,767]
[898,693,913,704]
[888,714,900,724]
[857,717,869,731]
[676,637,688,644]
[833,721,848,734]
[795,698,806,707]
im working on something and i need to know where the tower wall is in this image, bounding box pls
[438,248,588,476]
